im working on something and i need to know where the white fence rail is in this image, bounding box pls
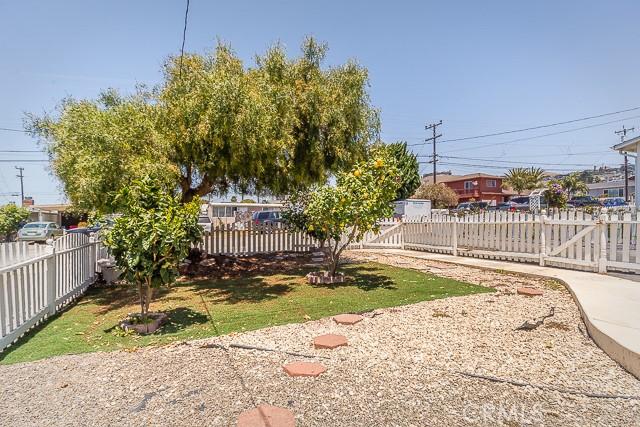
[0,234,105,352]
[403,210,640,274]
[0,242,49,268]
[198,222,318,256]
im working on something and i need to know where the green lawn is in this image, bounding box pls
[0,262,492,364]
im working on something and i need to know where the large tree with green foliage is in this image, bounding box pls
[386,141,420,200]
[412,181,459,208]
[295,149,400,276]
[0,204,30,242]
[27,37,379,212]
[104,177,201,324]
[502,167,546,195]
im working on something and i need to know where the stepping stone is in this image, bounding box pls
[333,314,364,325]
[237,404,295,427]
[283,361,327,377]
[517,287,543,297]
[313,333,348,349]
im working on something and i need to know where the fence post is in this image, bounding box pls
[598,209,608,273]
[451,216,458,256]
[539,211,546,266]
[89,235,96,279]
[45,241,57,316]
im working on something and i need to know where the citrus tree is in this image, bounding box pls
[0,204,30,242]
[104,177,201,322]
[302,150,400,277]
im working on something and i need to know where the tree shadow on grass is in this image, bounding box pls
[103,307,209,335]
[190,276,294,304]
[86,285,173,316]
[156,307,210,335]
[310,265,397,291]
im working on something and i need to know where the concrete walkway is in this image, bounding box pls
[357,248,640,380]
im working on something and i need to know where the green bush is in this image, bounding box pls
[0,204,29,242]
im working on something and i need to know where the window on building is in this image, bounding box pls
[464,181,473,190]
[486,179,497,188]
[604,188,624,197]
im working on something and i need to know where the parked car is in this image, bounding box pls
[602,197,627,208]
[453,201,489,212]
[252,210,284,226]
[198,214,212,233]
[17,222,63,242]
[66,218,115,236]
[509,196,531,211]
[496,201,516,211]
[568,195,602,208]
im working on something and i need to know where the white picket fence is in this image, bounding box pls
[197,222,318,256]
[0,234,106,352]
[0,242,49,268]
[403,210,640,274]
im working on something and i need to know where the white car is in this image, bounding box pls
[17,222,63,242]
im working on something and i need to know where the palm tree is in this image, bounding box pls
[561,173,589,198]
[502,167,545,195]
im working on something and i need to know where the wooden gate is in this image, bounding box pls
[542,212,601,272]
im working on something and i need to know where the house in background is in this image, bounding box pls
[587,177,635,201]
[434,173,517,205]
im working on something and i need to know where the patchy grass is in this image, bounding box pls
[0,262,491,365]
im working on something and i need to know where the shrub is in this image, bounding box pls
[545,181,568,208]
[412,182,459,208]
[0,204,30,242]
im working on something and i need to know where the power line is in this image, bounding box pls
[440,114,640,153]
[433,161,580,173]
[0,150,42,153]
[435,155,595,167]
[436,106,640,143]
[0,127,28,133]
[0,159,47,162]
[178,0,190,79]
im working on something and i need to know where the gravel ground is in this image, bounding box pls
[1,250,639,426]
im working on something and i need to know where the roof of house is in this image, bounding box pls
[613,135,640,153]
[433,173,503,184]
[587,178,635,190]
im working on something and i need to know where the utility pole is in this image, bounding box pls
[15,166,25,206]
[615,125,635,202]
[425,120,443,184]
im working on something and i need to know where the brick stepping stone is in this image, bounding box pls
[517,287,543,297]
[237,404,295,427]
[333,314,364,325]
[313,333,348,349]
[283,361,327,377]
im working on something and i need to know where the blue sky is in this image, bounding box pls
[1,0,640,204]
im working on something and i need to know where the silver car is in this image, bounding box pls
[17,222,63,242]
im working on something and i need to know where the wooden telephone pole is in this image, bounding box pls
[615,125,635,202]
[425,120,443,184]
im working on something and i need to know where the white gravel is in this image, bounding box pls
[1,250,639,426]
